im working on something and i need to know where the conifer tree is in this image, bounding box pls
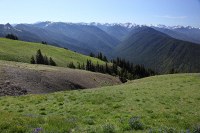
[89,52,95,57]
[5,34,18,40]
[30,56,35,64]
[97,52,103,60]
[81,63,85,70]
[49,57,56,66]
[43,55,49,65]
[77,62,81,69]
[68,62,76,69]
[36,49,44,64]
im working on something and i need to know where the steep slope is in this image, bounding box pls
[153,27,200,44]
[172,27,200,44]
[97,24,131,41]
[42,22,120,56]
[114,27,200,73]
[15,24,92,54]
[0,38,106,67]
[0,74,199,132]
[0,60,121,96]
[13,22,120,56]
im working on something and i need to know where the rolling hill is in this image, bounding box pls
[0,60,121,96]
[0,38,106,67]
[0,73,199,132]
[114,27,200,73]
[1,22,200,73]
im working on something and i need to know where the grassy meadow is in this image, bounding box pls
[0,38,105,67]
[0,74,199,132]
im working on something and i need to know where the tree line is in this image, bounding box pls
[91,52,155,78]
[5,34,18,40]
[29,50,155,82]
[111,57,155,81]
[90,52,108,62]
[68,53,155,82]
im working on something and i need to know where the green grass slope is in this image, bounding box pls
[0,74,199,132]
[0,38,105,67]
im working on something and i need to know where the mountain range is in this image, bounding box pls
[114,27,200,73]
[0,22,200,73]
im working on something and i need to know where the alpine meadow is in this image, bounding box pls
[0,0,200,133]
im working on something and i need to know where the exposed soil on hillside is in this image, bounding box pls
[0,61,121,96]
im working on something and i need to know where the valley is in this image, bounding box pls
[1,22,200,73]
[0,0,200,132]
[0,22,200,133]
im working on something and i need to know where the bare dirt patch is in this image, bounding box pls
[0,61,121,96]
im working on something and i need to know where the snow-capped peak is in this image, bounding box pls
[24,21,200,30]
[87,22,138,28]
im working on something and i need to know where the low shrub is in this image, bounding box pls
[193,125,200,133]
[129,116,144,130]
[102,123,115,133]
[84,117,95,125]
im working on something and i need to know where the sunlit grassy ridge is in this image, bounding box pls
[0,38,105,67]
[0,74,199,132]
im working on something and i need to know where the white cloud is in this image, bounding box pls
[154,15,187,19]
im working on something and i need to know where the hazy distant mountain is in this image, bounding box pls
[1,22,200,73]
[91,23,137,41]
[152,26,200,44]
[0,23,41,42]
[94,23,200,44]
[114,27,200,73]
[96,25,131,41]
[12,22,120,56]
[40,22,120,55]
[14,24,92,54]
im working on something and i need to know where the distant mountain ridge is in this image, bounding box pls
[1,22,200,73]
[1,21,200,47]
[0,22,121,57]
[114,27,200,73]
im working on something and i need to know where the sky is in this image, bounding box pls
[0,0,199,27]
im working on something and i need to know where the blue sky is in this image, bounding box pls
[0,0,199,27]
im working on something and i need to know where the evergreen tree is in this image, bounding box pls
[43,55,49,65]
[77,62,81,69]
[5,34,18,40]
[86,60,91,71]
[169,68,175,74]
[112,63,118,75]
[105,62,109,74]
[89,52,95,57]
[42,41,47,45]
[97,52,103,60]
[96,62,100,72]
[36,49,44,64]
[68,62,76,69]
[49,57,56,66]
[81,63,85,70]
[103,56,108,62]
[30,56,35,64]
